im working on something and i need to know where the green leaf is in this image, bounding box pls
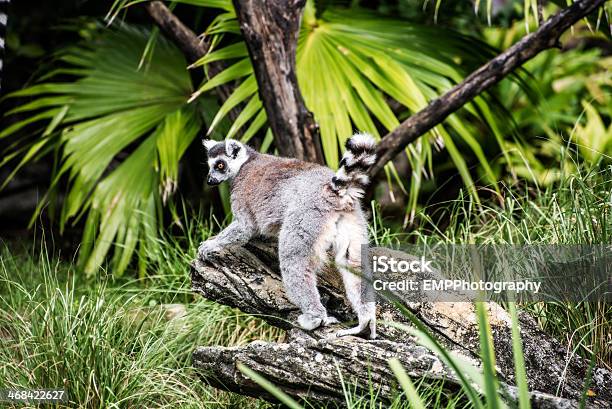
[207,75,258,134]
[240,109,267,143]
[189,42,248,69]
[388,358,427,409]
[226,94,261,139]
[475,302,505,409]
[237,364,303,409]
[155,107,201,202]
[508,301,532,409]
[1,26,201,276]
[190,59,252,101]
[171,0,234,12]
[384,310,485,409]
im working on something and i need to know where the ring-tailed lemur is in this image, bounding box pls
[0,0,8,92]
[199,133,377,339]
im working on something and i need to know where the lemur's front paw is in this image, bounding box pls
[323,316,339,325]
[297,313,323,331]
[197,240,221,260]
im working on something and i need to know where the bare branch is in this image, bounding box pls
[368,0,605,178]
[144,1,208,64]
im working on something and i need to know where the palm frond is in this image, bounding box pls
[2,25,201,276]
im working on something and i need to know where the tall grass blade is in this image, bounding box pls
[475,302,505,409]
[237,364,303,409]
[388,358,427,409]
[508,301,531,409]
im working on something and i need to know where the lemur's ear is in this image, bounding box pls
[225,139,242,159]
[202,139,217,151]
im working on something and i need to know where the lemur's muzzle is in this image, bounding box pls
[207,177,221,186]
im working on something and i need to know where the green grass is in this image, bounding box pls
[0,238,281,408]
[412,167,612,246]
[402,165,612,367]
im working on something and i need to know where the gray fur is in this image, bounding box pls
[199,134,377,339]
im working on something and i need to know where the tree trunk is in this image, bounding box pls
[233,0,324,163]
[191,240,611,408]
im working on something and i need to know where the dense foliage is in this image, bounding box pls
[0,1,609,274]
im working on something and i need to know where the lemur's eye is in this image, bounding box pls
[215,162,225,171]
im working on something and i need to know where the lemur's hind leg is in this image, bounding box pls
[334,215,377,339]
[278,221,334,331]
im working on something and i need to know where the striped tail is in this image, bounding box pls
[0,0,8,92]
[330,132,377,200]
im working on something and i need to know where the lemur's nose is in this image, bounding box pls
[207,177,221,186]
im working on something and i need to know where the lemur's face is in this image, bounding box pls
[203,139,249,186]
